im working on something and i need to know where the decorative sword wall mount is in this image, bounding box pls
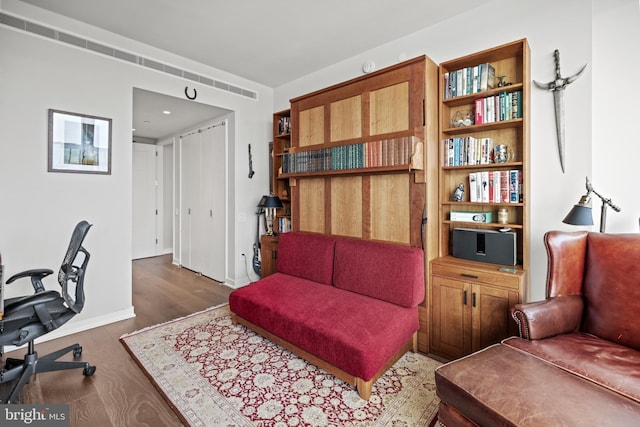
[533,49,587,173]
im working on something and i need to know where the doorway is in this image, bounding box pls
[132,87,230,273]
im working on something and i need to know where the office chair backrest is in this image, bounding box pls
[58,221,92,314]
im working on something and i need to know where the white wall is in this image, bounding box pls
[593,0,640,233]
[275,0,638,302]
[0,0,273,335]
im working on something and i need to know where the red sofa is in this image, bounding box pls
[435,231,640,426]
[229,231,425,400]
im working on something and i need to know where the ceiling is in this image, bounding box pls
[132,89,229,141]
[17,0,495,140]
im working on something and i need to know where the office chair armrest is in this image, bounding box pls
[6,268,54,293]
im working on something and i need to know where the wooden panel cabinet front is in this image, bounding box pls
[299,105,325,147]
[430,256,525,360]
[369,82,410,135]
[260,235,279,278]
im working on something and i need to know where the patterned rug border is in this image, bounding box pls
[120,303,441,426]
[119,302,230,340]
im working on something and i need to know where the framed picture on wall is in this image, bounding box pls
[48,109,112,174]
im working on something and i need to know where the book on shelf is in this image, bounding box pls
[443,137,493,166]
[509,169,523,203]
[444,63,495,99]
[469,173,477,203]
[467,170,521,204]
[500,170,510,203]
[282,136,421,174]
[473,91,523,124]
[480,171,489,203]
[277,117,291,135]
[278,217,291,233]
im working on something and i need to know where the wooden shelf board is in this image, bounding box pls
[442,118,523,135]
[444,220,523,229]
[441,162,523,171]
[280,164,420,179]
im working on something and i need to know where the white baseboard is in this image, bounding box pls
[4,306,136,352]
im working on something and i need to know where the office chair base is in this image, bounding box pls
[0,342,96,403]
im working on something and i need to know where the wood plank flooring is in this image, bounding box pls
[3,254,233,426]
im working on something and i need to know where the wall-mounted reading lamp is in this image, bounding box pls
[562,176,621,232]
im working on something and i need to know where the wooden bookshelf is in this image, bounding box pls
[272,109,292,234]
[431,39,530,360]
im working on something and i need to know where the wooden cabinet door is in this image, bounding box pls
[260,235,279,278]
[471,284,520,352]
[369,81,410,135]
[431,275,471,359]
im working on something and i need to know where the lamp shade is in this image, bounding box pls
[257,195,283,209]
[562,195,594,226]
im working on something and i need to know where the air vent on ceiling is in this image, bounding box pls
[0,12,258,100]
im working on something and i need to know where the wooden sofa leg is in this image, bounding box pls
[356,378,373,400]
[230,313,238,325]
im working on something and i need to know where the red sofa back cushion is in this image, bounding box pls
[333,239,425,308]
[583,232,640,350]
[276,232,337,285]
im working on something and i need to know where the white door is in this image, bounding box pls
[179,123,226,282]
[201,125,226,281]
[132,143,157,259]
[180,133,198,270]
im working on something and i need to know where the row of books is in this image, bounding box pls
[280,136,420,174]
[278,217,291,233]
[474,91,522,124]
[468,170,522,204]
[444,63,496,99]
[444,137,494,166]
[277,116,291,135]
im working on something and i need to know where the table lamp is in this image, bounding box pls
[257,195,283,235]
[563,176,621,232]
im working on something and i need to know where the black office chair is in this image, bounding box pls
[0,220,96,403]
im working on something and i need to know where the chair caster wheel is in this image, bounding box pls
[83,365,96,376]
[73,346,83,358]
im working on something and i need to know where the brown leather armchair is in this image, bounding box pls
[435,230,640,426]
[506,230,640,404]
[511,230,640,346]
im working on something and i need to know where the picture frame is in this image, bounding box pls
[48,109,112,174]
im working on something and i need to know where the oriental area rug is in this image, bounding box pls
[120,304,441,426]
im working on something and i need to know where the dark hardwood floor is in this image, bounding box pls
[4,254,233,426]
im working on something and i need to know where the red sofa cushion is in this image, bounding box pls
[276,232,337,285]
[583,233,640,351]
[229,272,419,381]
[333,239,425,308]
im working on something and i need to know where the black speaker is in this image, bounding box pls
[452,228,517,266]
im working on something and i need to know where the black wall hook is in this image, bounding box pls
[185,86,197,100]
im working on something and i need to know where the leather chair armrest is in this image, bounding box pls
[511,294,583,340]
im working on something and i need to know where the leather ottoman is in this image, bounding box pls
[435,344,640,426]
